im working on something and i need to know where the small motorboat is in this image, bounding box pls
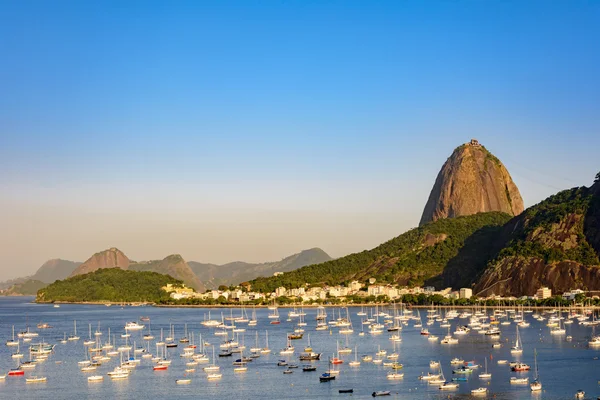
[302,365,317,372]
[176,379,191,384]
[277,360,288,366]
[26,376,47,383]
[439,382,459,390]
[372,391,391,397]
[471,387,488,395]
[283,369,293,374]
[387,372,404,379]
[575,390,585,398]
[87,375,103,382]
[510,377,529,384]
[339,389,354,393]
[8,369,24,376]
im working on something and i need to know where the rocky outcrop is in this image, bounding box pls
[474,184,600,296]
[420,140,524,226]
[70,248,130,277]
[474,257,600,297]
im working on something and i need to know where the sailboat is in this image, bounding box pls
[6,326,19,346]
[179,323,189,343]
[84,324,95,346]
[68,320,79,341]
[203,346,220,372]
[248,306,258,326]
[250,331,261,353]
[479,356,491,379]
[530,349,542,391]
[304,334,313,352]
[144,322,154,340]
[338,334,352,354]
[280,335,295,355]
[510,325,523,354]
[357,305,367,316]
[78,343,91,366]
[438,362,458,389]
[348,346,360,366]
[261,331,271,354]
[11,341,23,359]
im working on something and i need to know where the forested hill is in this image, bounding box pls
[249,212,511,293]
[474,183,600,296]
[37,268,182,303]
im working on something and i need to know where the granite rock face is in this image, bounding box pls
[69,247,130,277]
[420,141,524,226]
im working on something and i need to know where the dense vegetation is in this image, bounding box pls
[495,187,600,266]
[37,268,183,303]
[164,292,590,308]
[249,212,511,293]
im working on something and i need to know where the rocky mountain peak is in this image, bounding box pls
[419,140,524,226]
[69,247,130,277]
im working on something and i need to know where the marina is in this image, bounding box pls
[0,297,599,399]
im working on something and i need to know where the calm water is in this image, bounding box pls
[0,297,598,399]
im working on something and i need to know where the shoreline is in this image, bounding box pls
[30,299,592,310]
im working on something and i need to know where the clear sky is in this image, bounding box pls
[1,1,599,279]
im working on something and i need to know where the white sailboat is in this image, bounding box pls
[84,324,95,346]
[530,349,542,391]
[348,346,360,366]
[479,356,491,379]
[6,325,19,346]
[68,320,80,341]
[261,330,271,354]
[203,346,220,372]
[510,325,523,354]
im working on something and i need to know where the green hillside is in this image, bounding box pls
[36,268,182,303]
[130,254,204,292]
[250,212,511,293]
[474,183,600,296]
[2,279,47,296]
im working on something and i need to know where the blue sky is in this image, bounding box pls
[0,1,599,278]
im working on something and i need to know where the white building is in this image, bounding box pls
[459,288,473,299]
[536,287,552,299]
[368,285,384,296]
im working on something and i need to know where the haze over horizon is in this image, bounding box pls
[1,1,599,280]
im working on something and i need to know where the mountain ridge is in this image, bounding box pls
[130,254,205,292]
[189,248,332,289]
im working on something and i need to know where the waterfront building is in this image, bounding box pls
[536,287,552,299]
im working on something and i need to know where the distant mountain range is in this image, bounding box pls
[189,248,332,289]
[0,248,331,295]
